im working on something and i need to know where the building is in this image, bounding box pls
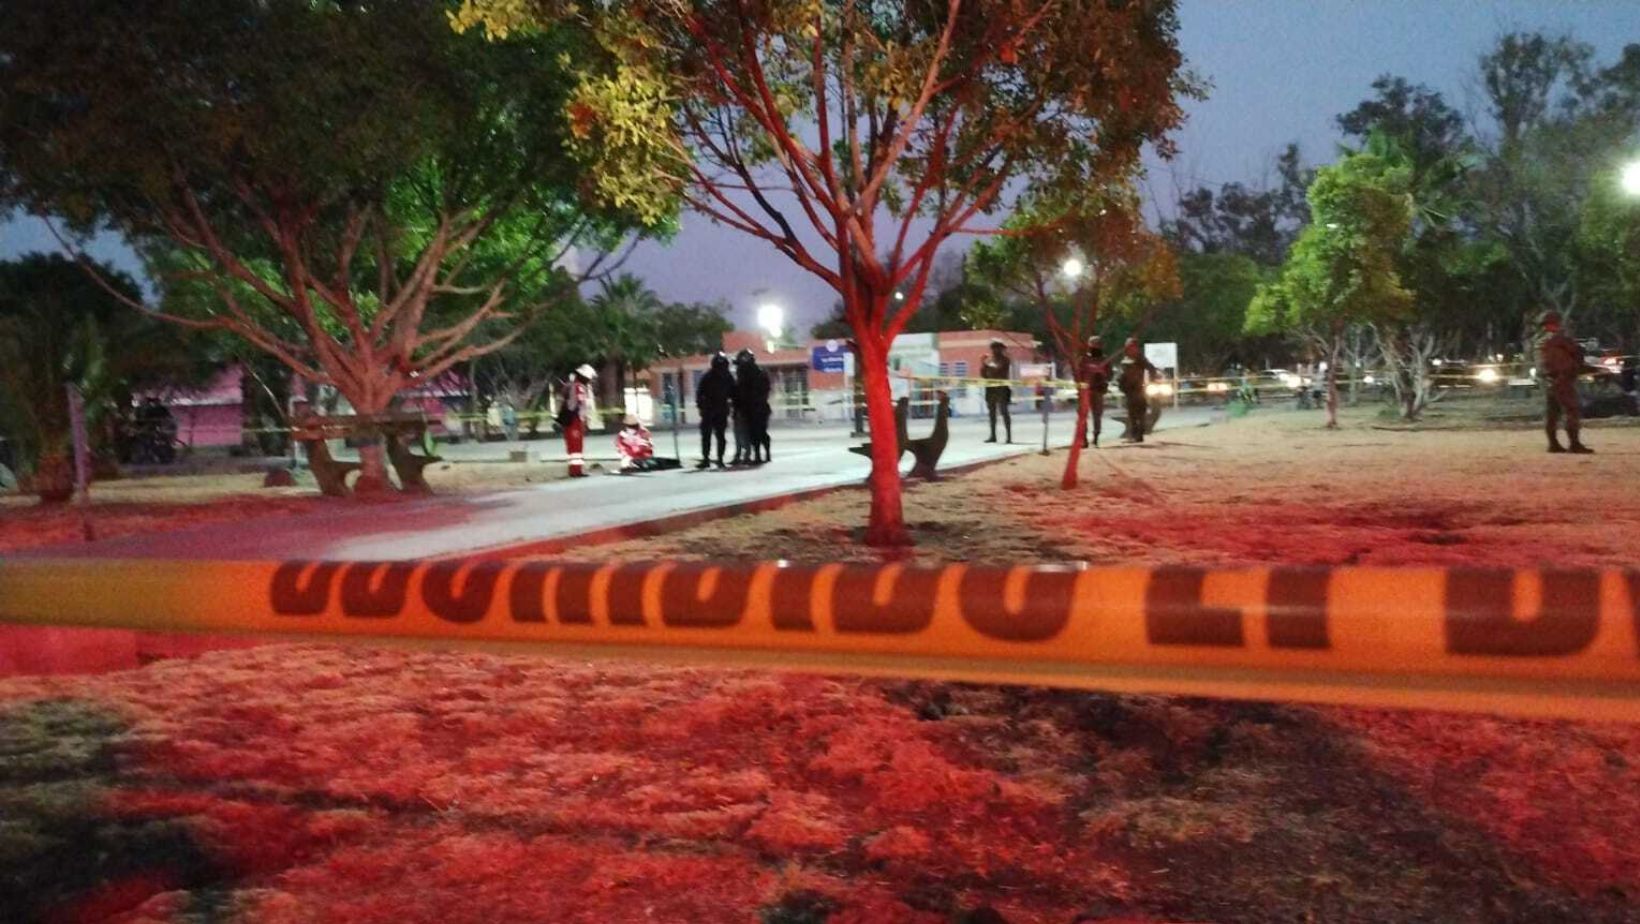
[137,367,245,450]
[138,367,474,455]
[646,329,1040,424]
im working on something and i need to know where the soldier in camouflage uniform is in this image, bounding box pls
[1539,311,1593,454]
[1115,337,1159,443]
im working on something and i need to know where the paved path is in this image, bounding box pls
[21,408,1216,561]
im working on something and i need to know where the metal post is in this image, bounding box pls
[669,374,681,462]
[1040,382,1051,455]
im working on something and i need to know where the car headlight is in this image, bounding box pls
[1362,374,1376,385]
[1474,367,1500,385]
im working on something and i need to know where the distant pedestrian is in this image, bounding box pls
[1079,335,1112,448]
[732,349,773,464]
[557,364,597,476]
[696,352,733,469]
[981,339,1013,443]
[1116,338,1159,443]
[1539,311,1594,454]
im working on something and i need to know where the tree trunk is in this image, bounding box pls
[1062,384,1089,490]
[30,447,74,504]
[859,335,910,547]
[346,389,394,495]
[1325,338,1340,430]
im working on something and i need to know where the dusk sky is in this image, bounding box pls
[3,0,1635,334]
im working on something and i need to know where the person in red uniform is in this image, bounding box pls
[1539,311,1594,454]
[1078,335,1112,448]
[558,364,597,476]
[614,414,655,472]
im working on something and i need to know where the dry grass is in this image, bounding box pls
[555,406,1640,569]
[2,410,1639,923]
[0,458,572,554]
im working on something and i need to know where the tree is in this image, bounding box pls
[587,274,667,409]
[0,0,657,492]
[1338,76,1468,174]
[1247,152,1415,428]
[0,254,210,500]
[455,0,1193,545]
[1579,164,1640,349]
[1146,251,1266,374]
[654,301,735,358]
[1466,34,1640,343]
[471,282,602,429]
[971,195,1177,488]
[1163,144,1311,266]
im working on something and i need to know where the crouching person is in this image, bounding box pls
[614,415,680,473]
[615,414,655,472]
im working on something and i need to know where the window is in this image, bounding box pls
[938,362,950,376]
[953,361,969,378]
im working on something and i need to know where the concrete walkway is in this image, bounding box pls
[19,409,1216,561]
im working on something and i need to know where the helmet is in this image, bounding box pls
[1086,335,1103,350]
[989,338,1006,349]
[710,352,730,370]
[1541,311,1563,329]
[734,348,756,365]
[575,363,597,380]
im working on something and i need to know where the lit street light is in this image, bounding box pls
[757,302,785,343]
[1623,158,1640,197]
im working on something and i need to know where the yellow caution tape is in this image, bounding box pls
[1,559,1635,721]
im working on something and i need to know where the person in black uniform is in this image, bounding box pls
[1079,335,1112,448]
[731,349,773,464]
[981,339,1013,443]
[695,352,733,468]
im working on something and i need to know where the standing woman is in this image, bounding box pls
[557,364,597,477]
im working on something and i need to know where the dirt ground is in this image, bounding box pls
[1,408,1638,923]
[0,457,571,554]
[562,405,1640,569]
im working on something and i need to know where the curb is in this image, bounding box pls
[453,448,1044,562]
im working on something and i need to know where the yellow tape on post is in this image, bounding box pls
[1,559,1636,722]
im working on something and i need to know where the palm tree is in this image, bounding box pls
[0,254,211,500]
[587,274,666,410]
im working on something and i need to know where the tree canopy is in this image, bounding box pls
[0,253,212,496]
[454,0,1193,543]
[0,0,666,489]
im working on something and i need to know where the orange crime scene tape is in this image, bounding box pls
[1,558,1636,722]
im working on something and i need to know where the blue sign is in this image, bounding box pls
[811,342,847,373]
